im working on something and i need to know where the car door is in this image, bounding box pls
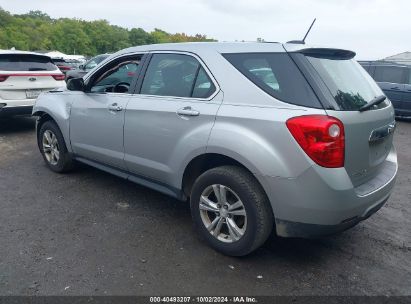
[373,65,406,113]
[123,52,222,187]
[70,54,143,169]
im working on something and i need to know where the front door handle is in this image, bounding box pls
[390,87,400,90]
[177,106,200,117]
[108,103,123,112]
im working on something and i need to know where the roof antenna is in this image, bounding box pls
[287,18,317,44]
[302,18,316,43]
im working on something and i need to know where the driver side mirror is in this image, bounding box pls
[67,78,85,91]
[79,64,84,70]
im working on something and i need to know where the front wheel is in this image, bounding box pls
[190,166,274,256]
[38,120,74,173]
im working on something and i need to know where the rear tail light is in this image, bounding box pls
[52,74,65,81]
[0,73,64,81]
[59,66,72,71]
[286,115,345,168]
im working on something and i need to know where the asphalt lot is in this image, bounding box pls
[0,116,410,296]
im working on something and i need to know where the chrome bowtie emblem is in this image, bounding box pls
[29,77,37,81]
[369,121,396,143]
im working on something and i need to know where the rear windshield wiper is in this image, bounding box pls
[359,95,386,112]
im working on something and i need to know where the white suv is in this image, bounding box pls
[0,50,65,117]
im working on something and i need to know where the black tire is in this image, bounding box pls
[190,166,274,256]
[38,120,74,173]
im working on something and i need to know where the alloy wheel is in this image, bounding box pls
[199,184,247,243]
[42,130,60,166]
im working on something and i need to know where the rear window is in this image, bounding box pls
[223,53,321,108]
[0,54,57,71]
[306,56,386,111]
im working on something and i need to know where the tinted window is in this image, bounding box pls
[0,54,57,71]
[192,67,216,98]
[306,56,385,111]
[89,57,140,93]
[223,53,321,108]
[374,66,405,84]
[141,53,215,98]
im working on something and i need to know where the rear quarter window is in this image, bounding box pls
[222,53,322,108]
[0,54,58,71]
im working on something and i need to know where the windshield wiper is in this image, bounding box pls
[359,95,386,112]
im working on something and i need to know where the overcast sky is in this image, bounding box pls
[1,0,410,59]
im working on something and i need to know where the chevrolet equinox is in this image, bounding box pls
[33,42,398,256]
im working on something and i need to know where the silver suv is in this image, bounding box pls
[33,42,397,256]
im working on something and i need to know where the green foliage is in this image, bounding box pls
[0,8,215,56]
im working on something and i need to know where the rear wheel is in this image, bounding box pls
[190,166,274,256]
[38,120,74,173]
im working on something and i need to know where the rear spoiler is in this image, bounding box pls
[283,43,356,59]
[294,48,356,60]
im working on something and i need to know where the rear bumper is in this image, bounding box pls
[0,104,33,117]
[262,147,397,238]
[275,197,388,238]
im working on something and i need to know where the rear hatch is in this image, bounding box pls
[286,46,395,186]
[0,53,64,100]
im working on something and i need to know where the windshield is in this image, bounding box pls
[306,56,386,111]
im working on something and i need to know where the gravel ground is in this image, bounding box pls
[0,116,410,296]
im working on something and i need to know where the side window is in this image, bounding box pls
[140,53,215,98]
[408,68,411,85]
[245,59,280,91]
[192,67,216,98]
[374,66,405,84]
[89,56,141,93]
[223,53,322,108]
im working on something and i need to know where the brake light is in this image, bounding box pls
[0,75,9,82]
[59,66,72,71]
[52,74,65,81]
[286,115,345,168]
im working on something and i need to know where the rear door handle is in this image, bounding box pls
[177,106,200,116]
[108,103,123,112]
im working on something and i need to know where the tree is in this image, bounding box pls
[0,8,216,55]
[129,28,152,46]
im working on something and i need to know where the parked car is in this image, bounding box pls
[359,61,411,117]
[0,50,65,117]
[65,54,110,82]
[52,58,78,75]
[33,43,397,256]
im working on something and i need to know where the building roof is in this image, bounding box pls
[384,51,411,64]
